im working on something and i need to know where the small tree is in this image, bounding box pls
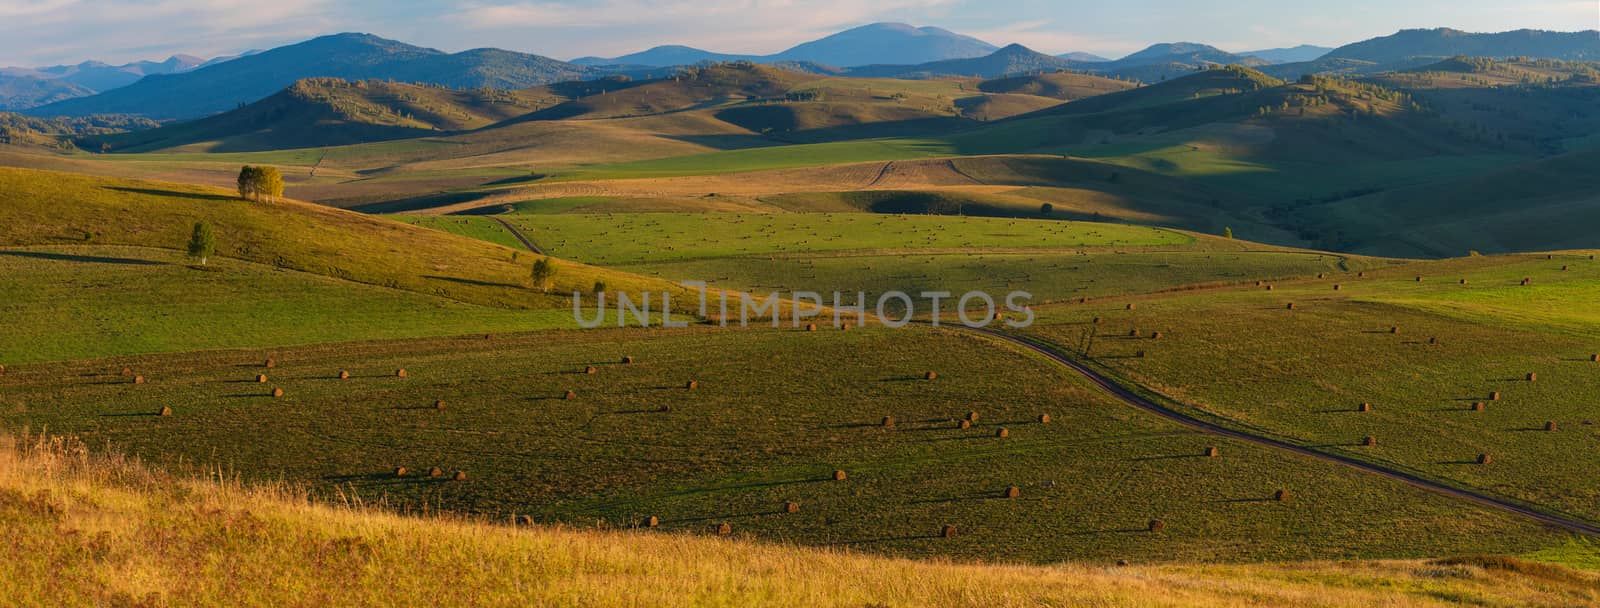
[1039,203,1054,217]
[592,280,607,294]
[237,165,285,202]
[530,257,556,293]
[187,222,216,265]
[1223,226,1234,239]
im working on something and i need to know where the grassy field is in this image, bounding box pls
[0,245,571,363]
[1018,252,1600,527]
[7,433,1596,608]
[0,326,1571,564]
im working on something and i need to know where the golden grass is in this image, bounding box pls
[3,432,1595,608]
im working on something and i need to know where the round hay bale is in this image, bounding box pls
[1362,436,1377,447]
[428,467,442,478]
[1545,421,1558,432]
[395,368,408,378]
[1416,276,1423,282]
[1521,278,1531,286]
[1591,354,1599,362]
[993,312,1005,321]
[1562,265,1570,271]
[271,387,283,398]
[394,467,407,477]
[1359,402,1371,413]
[516,514,533,525]
[1148,519,1166,532]
[881,416,895,428]
[0,364,5,376]
[924,371,937,380]
[783,501,800,513]
[644,516,660,528]
[563,390,576,400]
[1265,285,1274,291]
[1390,326,1401,334]
[1004,486,1020,499]
[485,334,495,341]
[1151,331,1163,340]
[1038,414,1051,424]
[1286,302,1296,310]
[339,370,350,380]
[1128,329,1141,338]
[1460,278,1467,285]
[265,358,276,369]
[1429,337,1439,345]
[1125,303,1136,310]
[658,405,672,413]
[966,411,980,423]
[452,470,467,481]
[622,356,634,364]
[1274,489,1290,502]
[1476,454,1492,465]
[958,420,972,429]
[1204,446,1220,458]
[133,375,146,385]
[120,367,132,376]
[1472,402,1485,411]
[806,323,817,332]
[1491,391,1501,401]
[832,470,847,481]
[256,374,268,383]
[1092,317,1102,325]
[1317,273,1325,279]
[685,380,699,390]
[1333,284,1342,291]
[434,400,446,410]
[1527,372,1537,382]
[841,322,852,331]
[995,427,1010,439]
[941,525,957,538]
[159,406,172,417]
[1254,280,1263,287]
[715,522,732,536]
[1358,271,1366,278]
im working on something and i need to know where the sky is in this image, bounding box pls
[0,0,1594,67]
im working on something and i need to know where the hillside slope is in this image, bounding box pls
[3,433,1595,607]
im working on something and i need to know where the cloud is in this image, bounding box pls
[0,0,331,65]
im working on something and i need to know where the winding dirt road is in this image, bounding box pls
[955,325,1600,537]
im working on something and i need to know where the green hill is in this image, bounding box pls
[977,71,1137,100]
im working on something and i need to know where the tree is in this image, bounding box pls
[592,280,607,294]
[187,222,216,265]
[1223,226,1234,239]
[1039,203,1054,217]
[237,165,285,203]
[530,257,556,293]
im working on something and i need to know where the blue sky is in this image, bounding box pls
[0,0,1593,66]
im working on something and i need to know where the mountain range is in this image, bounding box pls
[15,25,1600,121]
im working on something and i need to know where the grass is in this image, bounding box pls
[0,326,1570,564]
[388,216,532,251]
[1017,251,1600,526]
[0,245,572,363]
[6,433,1596,607]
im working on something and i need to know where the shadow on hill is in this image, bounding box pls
[348,191,498,214]
[103,186,233,202]
[0,250,166,266]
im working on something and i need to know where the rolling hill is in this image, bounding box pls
[27,34,604,120]
[976,71,1139,99]
[1262,28,1600,79]
[572,22,999,68]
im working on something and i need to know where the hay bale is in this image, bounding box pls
[1254,280,1263,287]
[1562,265,1570,271]
[1358,271,1366,278]
[1265,285,1274,291]
[265,358,276,369]
[1128,329,1141,338]
[1126,303,1136,310]
[339,370,350,380]
[622,356,634,364]
[966,411,980,423]
[1148,519,1166,532]
[1472,402,1485,411]
[0,364,5,376]
[271,387,283,398]
[806,323,817,332]
[1476,454,1492,465]
[434,400,446,410]
[1415,276,1423,282]
[832,469,847,481]
[1004,486,1021,499]
[658,405,672,413]
[993,312,1005,321]
[684,380,699,390]
[881,416,895,428]
[1151,331,1163,340]
[841,322,852,331]
[1390,326,1401,334]
[394,467,407,477]
[1591,354,1599,362]
[1363,436,1377,447]
[256,374,268,383]
[428,466,443,477]
[958,420,972,429]
[1205,446,1219,458]
[995,427,1010,439]
[941,525,958,538]
[784,501,800,513]
[1545,421,1558,432]
[1429,337,1439,345]
[159,406,172,417]
[715,522,732,536]
[1521,278,1531,286]
[516,515,533,525]
[1038,414,1051,424]
[395,368,408,378]
[133,375,146,385]
[924,371,937,380]
[1491,391,1501,401]
[1274,489,1290,502]
[583,366,598,375]
[563,390,576,400]
[1459,278,1467,285]
[1359,402,1371,413]
[1526,372,1537,382]
[1333,284,1342,291]
[1092,317,1102,325]
[120,367,132,376]
[1317,273,1325,279]
[644,516,660,528]
[452,470,467,481]
[1286,303,1296,310]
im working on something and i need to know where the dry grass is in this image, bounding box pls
[1,433,1597,607]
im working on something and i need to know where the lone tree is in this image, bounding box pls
[1040,202,1054,217]
[530,257,557,293]
[237,165,285,203]
[187,222,216,265]
[1223,226,1234,239]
